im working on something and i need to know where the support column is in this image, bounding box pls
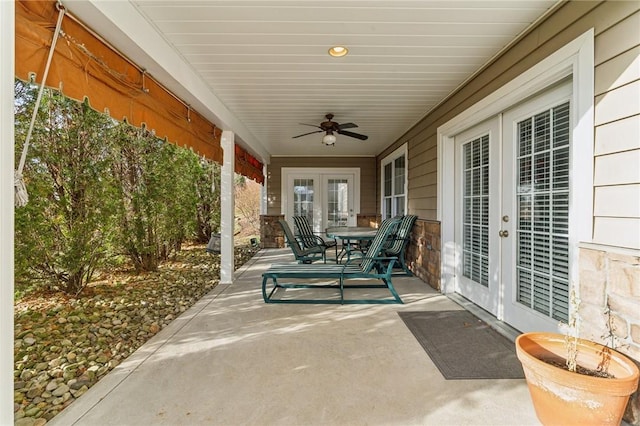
[261,163,267,215]
[1,1,15,424]
[220,131,235,284]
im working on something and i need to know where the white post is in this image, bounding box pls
[261,164,267,215]
[220,131,235,284]
[1,1,15,424]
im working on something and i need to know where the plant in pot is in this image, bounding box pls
[515,293,639,425]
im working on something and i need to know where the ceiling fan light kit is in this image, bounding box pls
[322,133,337,145]
[292,113,368,146]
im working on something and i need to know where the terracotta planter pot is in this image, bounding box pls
[515,332,639,426]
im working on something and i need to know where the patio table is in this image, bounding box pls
[326,226,378,263]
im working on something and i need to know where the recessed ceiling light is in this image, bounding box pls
[328,46,348,57]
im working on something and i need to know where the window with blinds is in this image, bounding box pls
[382,153,406,219]
[462,135,490,287]
[516,102,570,322]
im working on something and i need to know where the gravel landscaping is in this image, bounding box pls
[13,244,259,425]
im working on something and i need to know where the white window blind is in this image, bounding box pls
[516,102,570,322]
[462,135,490,287]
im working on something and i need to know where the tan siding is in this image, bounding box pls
[266,156,376,216]
[594,151,640,186]
[594,80,640,126]
[595,115,640,155]
[593,217,640,248]
[592,6,640,249]
[594,10,640,65]
[594,185,640,217]
[594,46,640,94]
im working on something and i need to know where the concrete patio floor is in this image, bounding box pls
[50,249,539,426]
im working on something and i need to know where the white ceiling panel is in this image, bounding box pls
[72,0,561,158]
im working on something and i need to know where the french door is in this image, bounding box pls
[284,169,357,233]
[454,118,501,315]
[454,82,572,333]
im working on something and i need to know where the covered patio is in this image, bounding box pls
[48,248,534,426]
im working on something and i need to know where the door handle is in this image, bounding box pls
[499,230,509,238]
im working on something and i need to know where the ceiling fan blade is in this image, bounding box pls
[292,130,323,138]
[338,130,368,140]
[298,123,322,129]
[338,122,358,130]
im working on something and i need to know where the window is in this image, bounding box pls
[381,145,407,219]
[516,102,570,322]
[293,178,314,227]
[462,134,490,287]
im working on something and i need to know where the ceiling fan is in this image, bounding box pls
[292,113,368,145]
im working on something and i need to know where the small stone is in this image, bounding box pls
[15,417,37,426]
[57,317,67,324]
[69,378,91,390]
[149,323,160,334]
[34,419,47,426]
[52,384,69,397]
[24,406,41,417]
[71,385,89,398]
[23,337,36,346]
[35,362,48,372]
[26,385,44,398]
[46,380,59,392]
[67,352,77,361]
[20,370,34,381]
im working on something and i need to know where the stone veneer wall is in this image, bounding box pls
[578,244,640,423]
[356,214,380,228]
[260,215,284,248]
[356,216,441,290]
[407,219,441,291]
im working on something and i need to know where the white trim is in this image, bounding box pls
[1,1,15,423]
[220,131,235,284]
[380,143,408,218]
[438,29,595,302]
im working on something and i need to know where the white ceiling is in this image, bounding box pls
[65,0,560,160]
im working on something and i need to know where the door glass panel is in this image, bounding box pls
[462,134,490,287]
[384,163,392,196]
[293,178,314,230]
[326,178,349,227]
[516,102,570,322]
[393,156,405,196]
